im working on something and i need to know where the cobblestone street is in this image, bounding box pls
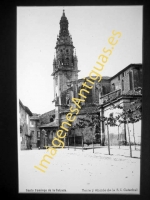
[19,146,140,194]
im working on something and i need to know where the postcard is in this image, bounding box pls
[17,6,142,194]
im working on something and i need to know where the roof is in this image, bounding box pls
[110,63,142,80]
[19,99,33,116]
[40,109,55,118]
[19,99,24,108]
[32,113,40,116]
[77,76,110,83]
[78,64,142,83]
[24,106,32,116]
[39,121,58,128]
[30,116,40,120]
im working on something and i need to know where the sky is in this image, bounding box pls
[17,6,142,114]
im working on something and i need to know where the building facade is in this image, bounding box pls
[37,11,142,147]
[19,100,33,150]
[99,64,142,146]
[30,115,40,148]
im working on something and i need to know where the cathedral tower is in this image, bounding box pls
[52,10,79,123]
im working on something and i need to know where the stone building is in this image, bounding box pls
[99,64,142,146]
[38,10,142,148]
[19,100,33,150]
[30,114,40,148]
[19,100,42,149]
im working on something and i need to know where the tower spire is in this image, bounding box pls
[52,11,79,109]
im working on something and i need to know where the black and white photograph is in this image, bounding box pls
[17,6,142,194]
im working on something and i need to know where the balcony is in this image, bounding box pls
[100,89,121,104]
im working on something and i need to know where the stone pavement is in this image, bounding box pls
[19,146,141,194]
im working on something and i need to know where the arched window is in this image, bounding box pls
[66,58,69,65]
[59,59,61,65]
[66,94,70,105]
[50,117,54,122]
[85,89,92,104]
[122,80,124,91]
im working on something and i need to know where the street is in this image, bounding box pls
[19,146,140,194]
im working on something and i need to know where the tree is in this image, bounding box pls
[75,119,86,151]
[75,107,100,153]
[88,114,100,153]
[107,113,123,149]
[115,107,133,157]
[99,115,115,155]
[128,97,142,150]
[129,117,137,150]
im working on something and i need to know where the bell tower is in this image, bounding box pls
[52,10,79,106]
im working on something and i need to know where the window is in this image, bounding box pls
[129,71,133,90]
[122,72,124,77]
[66,93,70,105]
[118,75,120,80]
[66,58,69,65]
[100,85,105,95]
[122,80,124,91]
[112,83,115,91]
[30,131,34,136]
[109,112,113,118]
[85,89,92,104]
[20,125,23,133]
[31,121,34,125]
[50,117,54,122]
[37,131,40,138]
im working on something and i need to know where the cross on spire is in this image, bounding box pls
[63,9,65,16]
